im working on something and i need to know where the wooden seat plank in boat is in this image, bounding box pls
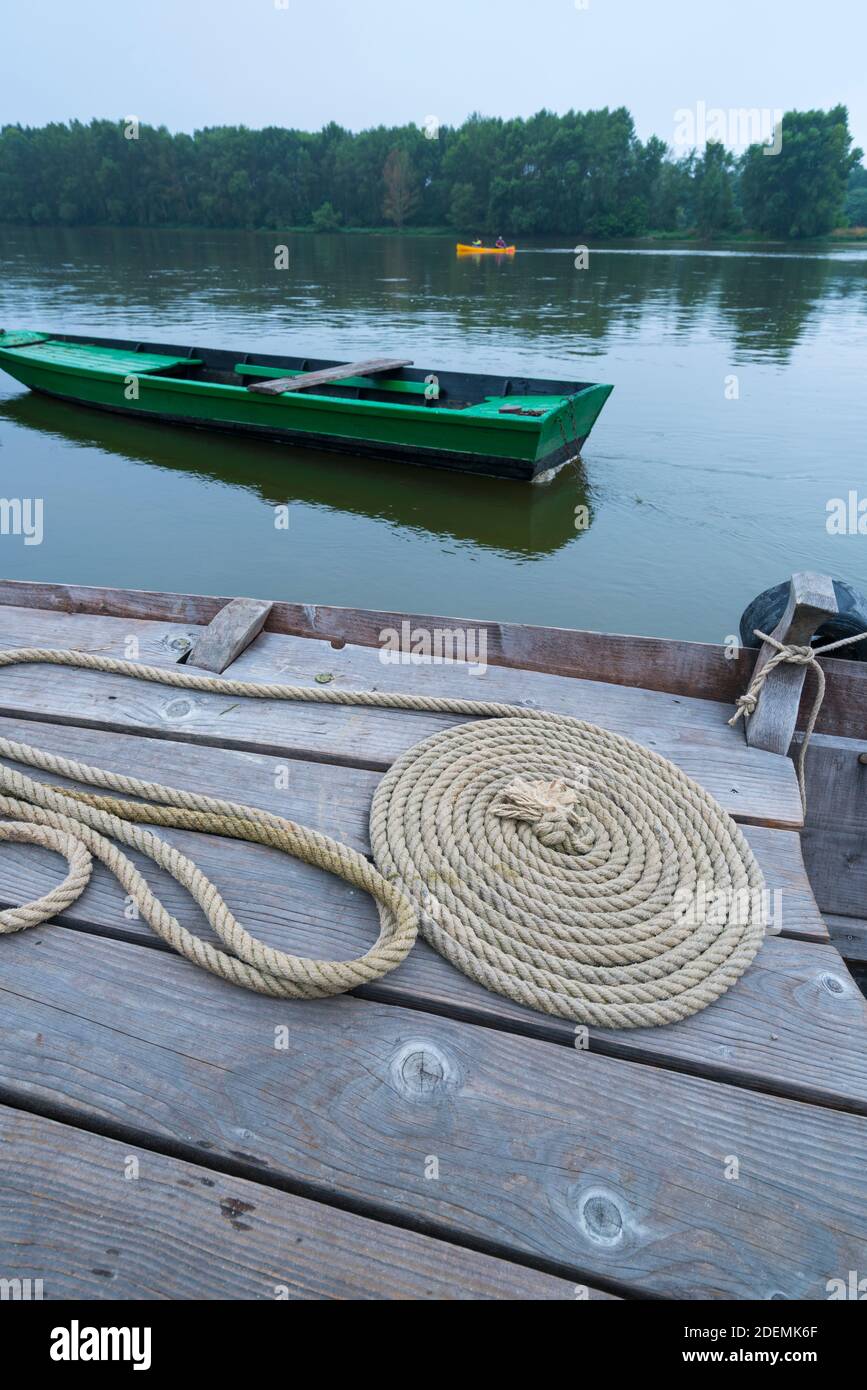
[235,361,431,396]
[246,357,413,395]
[0,339,201,376]
[2,1107,603,1300]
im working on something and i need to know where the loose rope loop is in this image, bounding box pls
[730,627,867,811]
[0,645,776,1028]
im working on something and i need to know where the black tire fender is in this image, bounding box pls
[739,579,867,662]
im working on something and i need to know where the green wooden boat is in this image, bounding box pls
[0,329,613,481]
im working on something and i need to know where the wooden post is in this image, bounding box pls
[186,597,273,673]
[742,572,837,756]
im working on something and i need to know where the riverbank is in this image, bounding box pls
[2,220,865,244]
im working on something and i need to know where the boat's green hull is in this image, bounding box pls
[0,331,613,480]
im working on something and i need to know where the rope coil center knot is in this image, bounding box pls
[492,777,586,848]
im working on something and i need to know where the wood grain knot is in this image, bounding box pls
[162,698,193,720]
[390,1041,458,1099]
[579,1191,624,1245]
[821,973,846,995]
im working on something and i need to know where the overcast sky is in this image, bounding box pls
[1,0,864,156]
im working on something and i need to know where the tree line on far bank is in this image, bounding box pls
[0,105,862,240]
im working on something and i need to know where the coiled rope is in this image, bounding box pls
[0,647,770,1029]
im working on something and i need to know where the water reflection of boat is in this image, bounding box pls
[0,389,592,559]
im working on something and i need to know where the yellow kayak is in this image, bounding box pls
[456,243,516,255]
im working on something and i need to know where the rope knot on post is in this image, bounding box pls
[492,777,585,848]
[729,633,817,726]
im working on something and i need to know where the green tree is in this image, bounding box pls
[845,164,867,227]
[649,154,693,232]
[740,106,861,238]
[382,147,419,228]
[448,181,480,228]
[312,200,342,231]
[693,142,739,237]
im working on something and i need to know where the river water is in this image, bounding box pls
[1,226,865,642]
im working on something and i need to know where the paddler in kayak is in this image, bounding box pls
[495,235,507,248]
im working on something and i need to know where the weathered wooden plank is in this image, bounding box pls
[230,629,803,826]
[396,932,867,1111]
[737,823,828,944]
[247,358,413,395]
[828,917,867,961]
[1,1106,602,1300]
[0,926,864,1299]
[825,915,867,965]
[0,601,741,740]
[799,734,867,918]
[0,818,853,1108]
[186,598,273,674]
[0,606,804,827]
[0,603,201,664]
[0,579,862,737]
[803,827,867,920]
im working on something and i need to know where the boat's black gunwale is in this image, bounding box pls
[38,331,597,404]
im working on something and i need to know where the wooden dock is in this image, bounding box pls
[0,579,865,1300]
